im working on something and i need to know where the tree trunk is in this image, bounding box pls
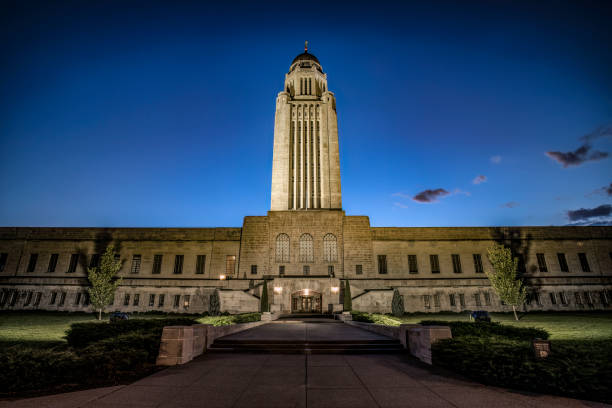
[512,305,518,321]
[98,308,102,321]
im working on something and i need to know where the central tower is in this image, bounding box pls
[270,44,342,211]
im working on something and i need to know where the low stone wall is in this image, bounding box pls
[156,321,268,366]
[344,321,420,349]
[408,326,452,364]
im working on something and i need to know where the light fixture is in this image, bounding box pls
[219,274,226,280]
[304,288,310,296]
[331,286,339,294]
[274,286,283,294]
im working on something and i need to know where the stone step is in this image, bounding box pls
[208,339,404,354]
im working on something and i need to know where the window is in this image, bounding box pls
[434,294,440,307]
[516,254,526,273]
[449,294,456,306]
[574,292,582,305]
[459,294,465,307]
[158,294,165,307]
[184,295,190,309]
[133,294,139,306]
[584,292,593,305]
[68,254,79,273]
[173,295,180,308]
[48,254,59,273]
[484,292,491,306]
[27,254,38,272]
[279,265,286,276]
[196,255,206,274]
[149,294,155,307]
[130,255,141,274]
[9,290,18,306]
[536,253,548,272]
[152,254,162,274]
[50,292,57,305]
[251,265,257,275]
[549,293,556,305]
[299,234,314,262]
[534,293,541,306]
[578,253,591,272]
[473,254,483,273]
[83,293,90,306]
[408,255,418,274]
[0,290,7,307]
[474,293,481,306]
[276,234,290,262]
[355,264,363,275]
[430,255,440,274]
[124,294,130,306]
[557,253,569,272]
[323,234,338,262]
[74,292,81,305]
[559,292,568,305]
[24,291,33,306]
[451,254,462,274]
[378,255,387,274]
[89,254,100,269]
[226,255,236,276]
[58,292,66,306]
[303,265,310,275]
[173,255,184,274]
[0,253,7,272]
[600,291,609,307]
[328,265,334,276]
[423,295,431,309]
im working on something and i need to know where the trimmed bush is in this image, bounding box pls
[391,289,404,317]
[66,317,197,348]
[351,311,401,326]
[420,320,549,340]
[197,313,261,327]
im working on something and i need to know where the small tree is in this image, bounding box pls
[486,243,527,321]
[260,280,269,312]
[343,280,352,312]
[87,245,122,320]
[391,289,404,317]
[209,289,220,316]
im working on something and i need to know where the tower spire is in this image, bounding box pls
[305,40,308,53]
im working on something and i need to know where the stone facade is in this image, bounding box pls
[1,49,611,315]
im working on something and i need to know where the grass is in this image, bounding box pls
[353,311,612,340]
[0,311,261,347]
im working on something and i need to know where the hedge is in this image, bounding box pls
[65,317,197,348]
[420,320,549,341]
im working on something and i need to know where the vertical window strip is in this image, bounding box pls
[557,253,569,272]
[173,255,184,274]
[152,254,163,274]
[196,255,206,275]
[27,254,38,272]
[452,254,462,273]
[536,253,548,272]
[408,255,418,274]
[430,255,440,273]
[473,254,483,273]
[48,254,59,273]
[578,253,591,272]
[130,255,141,274]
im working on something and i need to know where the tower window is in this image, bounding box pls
[536,253,548,272]
[47,254,59,273]
[355,264,363,275]
[299,234,314,262]
[152,254,163,274]
[130,255,141,274]
[323,234,337,262]
[251,265,257,275]
[27,254,38,272]
[378,255,387,274]
[408,255,418,274]
[276,234,290,262]
[430,255,440,274]
[279,265,285,276]
[226,255,236,276]
[303,265,310,275]
[557,253,569,272]
[473,254,483,273]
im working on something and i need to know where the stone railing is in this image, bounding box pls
[156,321,268,366]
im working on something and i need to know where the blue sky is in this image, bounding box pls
[1,0,611,227]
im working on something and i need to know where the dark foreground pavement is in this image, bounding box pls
[1,353,608,408]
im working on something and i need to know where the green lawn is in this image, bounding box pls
[354,311,612,340]
[0,311,260,346]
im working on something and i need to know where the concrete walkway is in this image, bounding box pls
[2,353,607,408]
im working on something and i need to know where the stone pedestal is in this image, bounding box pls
[156,326,195,366]
[408,326,452,364]
[338,311,352,321]
[399,324,421,349]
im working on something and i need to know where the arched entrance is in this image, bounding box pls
[291,289,322,313]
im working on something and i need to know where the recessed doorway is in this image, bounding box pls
[291,290,321,313]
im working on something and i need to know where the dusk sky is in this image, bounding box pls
[1,0,611,228]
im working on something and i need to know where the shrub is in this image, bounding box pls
[351,311,401,326]
[66,317,197,348]
[391,289,404,317]
[343,280,352,311]
[420,320,549,340]
[209,290,220,316]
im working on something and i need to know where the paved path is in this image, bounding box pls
[2,353,607,408]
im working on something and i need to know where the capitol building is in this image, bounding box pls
[1,48,610,315]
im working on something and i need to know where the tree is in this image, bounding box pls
[343,280,352,312]
[391,289,404,317]
[260,280,269,312]
[209,289,220,316]
[486,243,527,321]
[87,245,122,320]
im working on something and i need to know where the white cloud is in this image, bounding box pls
[393,202,409,209]
[490,155,502,164]
[472,175,487,185]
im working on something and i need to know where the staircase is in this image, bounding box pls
[208,337,403,354]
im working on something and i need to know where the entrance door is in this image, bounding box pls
[291,290,322,313]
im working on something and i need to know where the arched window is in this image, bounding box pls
[323,233,337,262]
[276,234,290,263]
[299,234,313,263]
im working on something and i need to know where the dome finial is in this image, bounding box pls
[305,40,308,53]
